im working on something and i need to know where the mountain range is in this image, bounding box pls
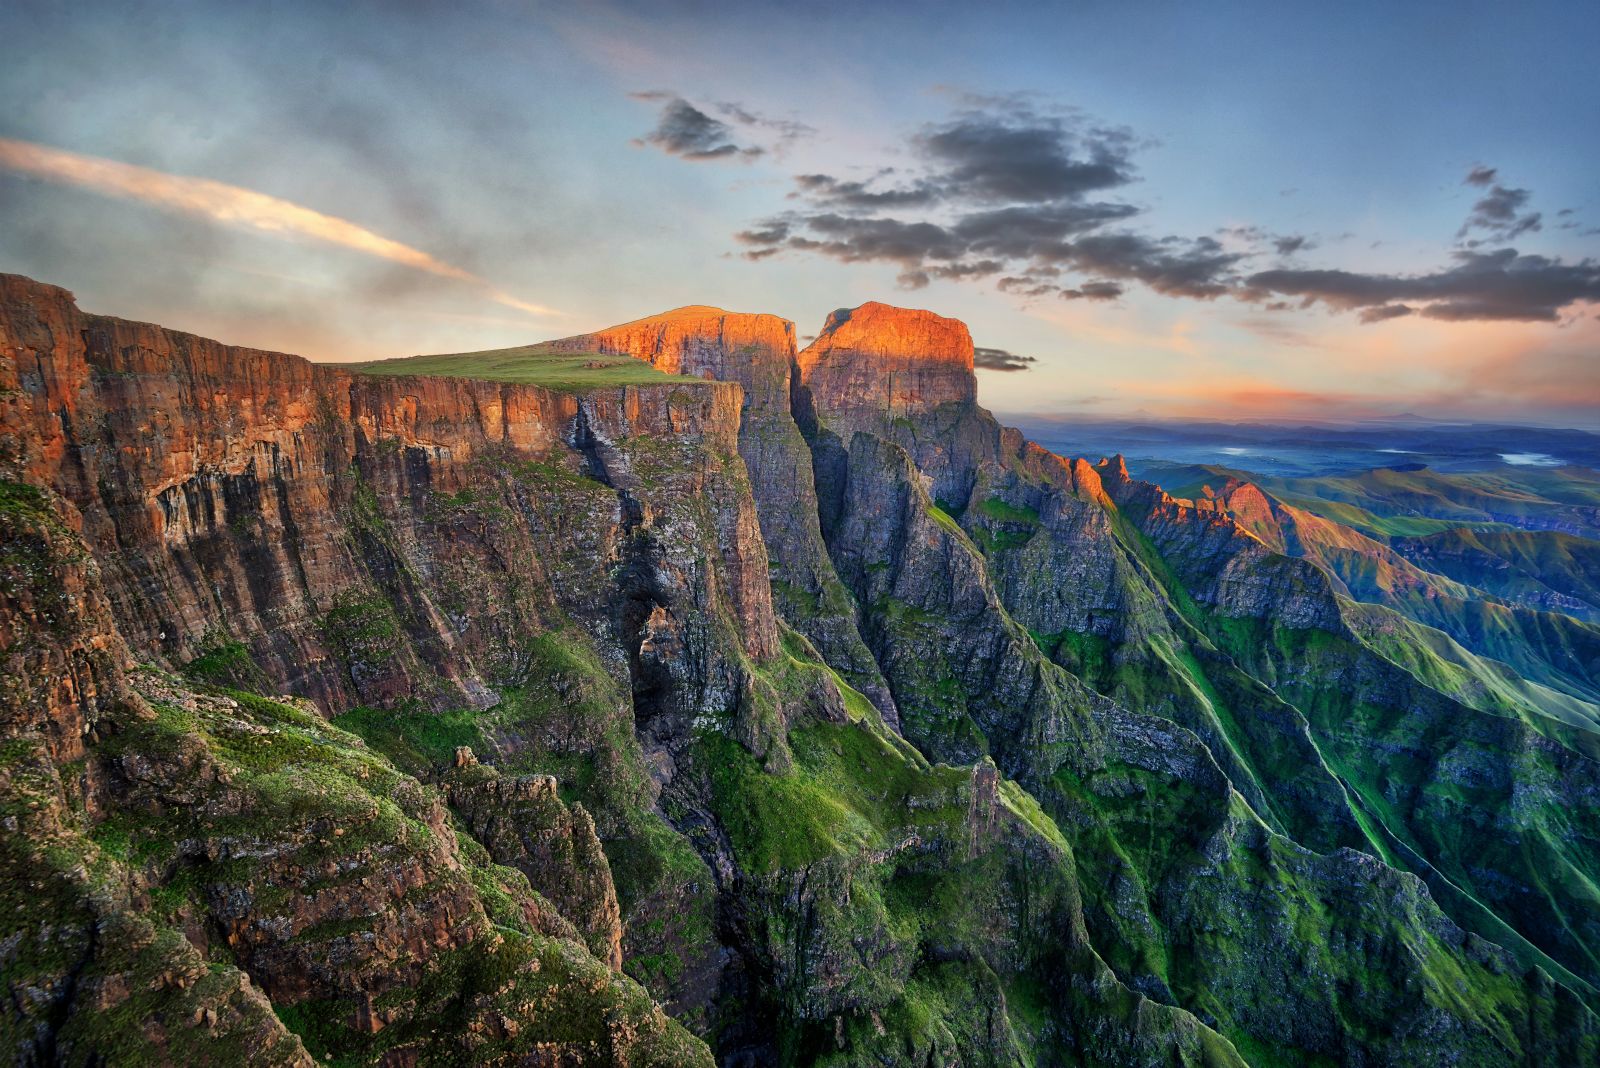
[3,274,1598,1066]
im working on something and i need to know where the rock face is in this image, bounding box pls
[784,299,1600,1063]
[5,276,1600,1066]
[549,304,903,727]
[447,764,626,970]
[545,305,794,385]
[0,274,778,719]
[797,302,976,422]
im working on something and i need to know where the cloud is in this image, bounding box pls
[728,97,1596,326]
[0,136,561,318]
[912,107,1136,204]
[952,201,1143,256]
[1244,248,1600,322]
[973,345,1038,371]
[997,275,1060,297]
[631,91,814,161]
[631,93,762,160]
[738,98,1244,301]
[1458,173,1541,242]
[1058,234,1242,298]
[1061,281,1124,301]
[1358,303,1414,323]
[714,101,815,148]
[791,173,942,210]
[1234,316,1315,346]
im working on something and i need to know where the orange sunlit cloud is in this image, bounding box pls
[0,137,561,320]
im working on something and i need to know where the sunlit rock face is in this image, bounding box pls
[6,273,1600,1068]
[798,301,977,421]
[545,304,796,401]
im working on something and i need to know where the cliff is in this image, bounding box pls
[545,305,794,400]
[0,274,778,718]
[548,304,903,727]
[797,301,976,419]
[781,298,1600,1060]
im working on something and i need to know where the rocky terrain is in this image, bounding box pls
[3,272,1599,1065]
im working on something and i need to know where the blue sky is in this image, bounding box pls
[2,0,1597,425]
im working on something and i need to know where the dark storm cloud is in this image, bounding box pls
[1245,249,1600,322]
[973,346,1038,371]
[631,93,762,161]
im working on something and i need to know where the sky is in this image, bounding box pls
[2,0,1597,428]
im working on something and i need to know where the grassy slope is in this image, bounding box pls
[343,343,693,391]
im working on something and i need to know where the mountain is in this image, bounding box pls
[1392,528,1600,621]
[3,273,1598,1066]
[1216,464,1600,540]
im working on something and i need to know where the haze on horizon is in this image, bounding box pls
[1,0,1597,429]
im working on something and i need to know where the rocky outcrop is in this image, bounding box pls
[0,452,705,1064]
[1098,456,1347,629]
[0,272,779,726]
[446,761,625,970]
[784,300,1600,1062]
[1191,474,1600,708]
[797,302,976,419]
[545,305,793,385]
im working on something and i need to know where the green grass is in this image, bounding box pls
[331,704,488,776]
[344,344,699,391]
[975,496,1040,526]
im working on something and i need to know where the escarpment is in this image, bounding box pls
[0,275,778,722]
[546,304,902,727]
[5,274,1600,1066]
[789,298,1600,1058]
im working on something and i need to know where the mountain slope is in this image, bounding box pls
[1394,527,1600,621]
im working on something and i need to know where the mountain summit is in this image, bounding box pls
[798,301,977,417]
